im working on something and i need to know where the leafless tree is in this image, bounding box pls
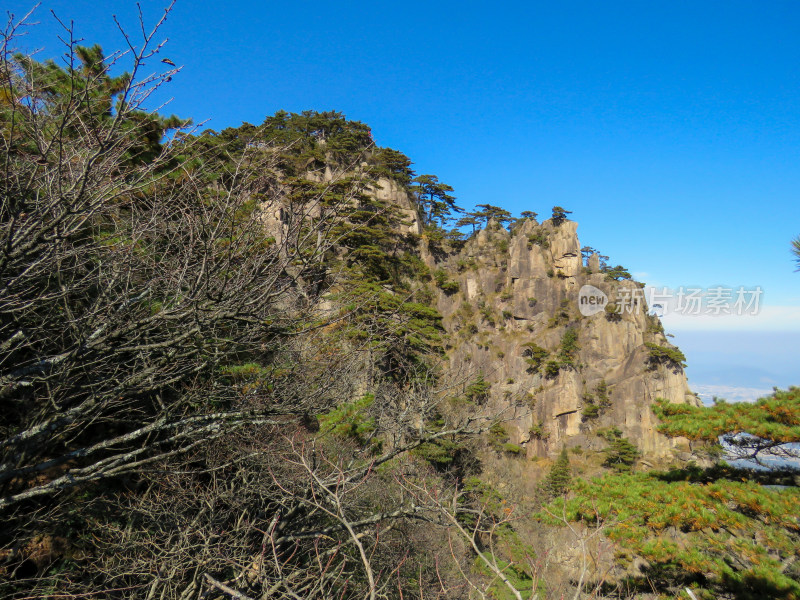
[0,7,555,600]
[0,2,381,514]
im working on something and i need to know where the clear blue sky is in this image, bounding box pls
[7,1,800,392]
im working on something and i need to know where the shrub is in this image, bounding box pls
[529,421,548,440]
[465,373,491,404]
[542,447,571,496]
[544,360,561,378]
[415,285,435,305]
[551,206,572,226]
[526,230,549,250]
[645,342,687,370]
[597,426,623,442]
[603,437,640,471]
[595,379,610,406]
[522,343,549,373]
[488,422,509,450]
[603,264,631,281]
[318,394,378,447]
[433,269,460,294]
[581,403,600,419]
[557,327,580,366]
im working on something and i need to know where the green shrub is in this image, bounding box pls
[413,438,466,470]
[542,447,571,496]
[526,230,549,249]
[581,403,600,419]
[582,380,610,419]
[488,422,509,450]
[595,379,610,406]
[539,470,800,599]
[433,269,460,294]
[529,420,548,440]
[645,313,665,335]
[557,327,580,366]
[645,342,687,370]
[415,285,435,305]
[544,360,561,378]
[318,394,378,447]
[597,426,623,442]
[603,436,639,471]
[465,374,491,404]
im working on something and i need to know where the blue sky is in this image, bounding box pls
[7,1,800,395]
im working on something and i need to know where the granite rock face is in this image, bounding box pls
[288,172,699,461]
[427,217,699,461]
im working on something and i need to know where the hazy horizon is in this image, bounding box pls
[669,329,798,403]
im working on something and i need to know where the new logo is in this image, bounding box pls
[578,285,608,316]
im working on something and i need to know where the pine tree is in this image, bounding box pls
[543,447,571,496]
[551,206,572,226]
[411,174,462,227]
[603,436,640,471]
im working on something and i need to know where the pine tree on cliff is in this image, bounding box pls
[411,174,461,227]
[551,206,572,226]
[543,447,571,497]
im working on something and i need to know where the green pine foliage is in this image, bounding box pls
[318,394,378,447]
[373,147,414,186]
[645,342,688,370]
[582,380,611,420]
[544,360,562,379]
[465,373,491,404]
[330,279,444,382]
[655,387,800,467]
[655,387,800,444]
[526,229,550,250]
[411,174,462,228]
[433,269,460,294]
[540,469,800,599]
[521,342,549,373]
[557,327,580,367]
[550,206,572,226]
[603,436,640,471]
[488,422,509,449]
[602,264,632,281]
[542,447,571,497]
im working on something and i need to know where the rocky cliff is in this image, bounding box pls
[369,178,700,463]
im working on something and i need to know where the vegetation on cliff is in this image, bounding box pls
[2,7,798,600]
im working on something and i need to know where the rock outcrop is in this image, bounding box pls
[297,173,699,462]
[427,217,699,461]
